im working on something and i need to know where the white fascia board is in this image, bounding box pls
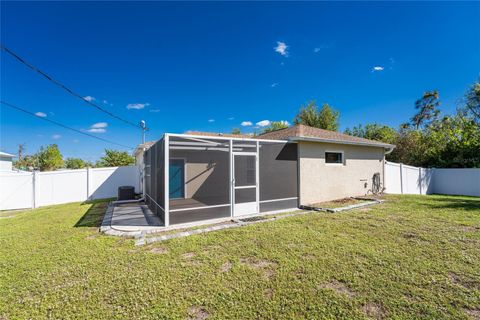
[288,136,395,149]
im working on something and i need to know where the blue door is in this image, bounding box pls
[169,159,185,199]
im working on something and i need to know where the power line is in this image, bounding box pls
[1,100,134,150]
[1,45,141,129]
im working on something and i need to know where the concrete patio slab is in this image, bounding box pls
[100,201,165,237]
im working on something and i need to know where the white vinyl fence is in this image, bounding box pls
[385,161,480,197]
[0,166,140,211]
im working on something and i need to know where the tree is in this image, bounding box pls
[422,111,480,168]
[38,144,64,171]
[96,149,134,167]
[13,154,39,171]
[464,80,480,123]
[65,158,88,169]
[231,128,241,135]
[294,101,339,131]
[262,121,289,134]
[411,90,441,129]
[344,123,398,145]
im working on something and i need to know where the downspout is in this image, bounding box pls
[385,145,395,155]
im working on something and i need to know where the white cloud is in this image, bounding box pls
[279,120,290,126]
[87,128,106,133]
[126,103,150,110]
[150,109,160,113]
[35,112,47,117]
[256,120,271,127]
[208,119,215,123]
[372,66,384,72]
[91,122,108,129]
[274,41,289,57]
[52,134,61,140]
[270,82,279,88]
[84,96,95,102]
[241,121,253,126]
[86,122,108,133]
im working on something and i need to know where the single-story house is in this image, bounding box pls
[0,151,15,171]
[141,124,395,227]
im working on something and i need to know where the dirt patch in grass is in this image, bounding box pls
[362,302,387,319]
[448,272,479,290]
[240,257,278,279]
[318,280,355,298]
[182,252,196,259]
[220,261,232,273]
[459,225,480,232]
[464,308,480,320]
[150,247,168,254]
[187,306,209,320]
[402,232,428,242]
[264,288,274,299]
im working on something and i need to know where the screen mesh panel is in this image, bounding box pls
[260,199,298,213]
[235,188,256,203]
[143,139,165,223]
[169,136,231,225]
[259,142,298,210]
[232,140,256,153]
[169,206,230,225]
[234,155,256,187]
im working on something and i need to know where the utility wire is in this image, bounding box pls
[1,100,134,149]
[1,45,141,129]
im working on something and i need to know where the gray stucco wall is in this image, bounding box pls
[298,141,385,205]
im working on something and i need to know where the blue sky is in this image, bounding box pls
[1,1,479,161]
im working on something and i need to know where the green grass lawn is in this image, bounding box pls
[0,195,479,319]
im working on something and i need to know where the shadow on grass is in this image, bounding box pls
[75,200,111,227]
[419,195,480,212]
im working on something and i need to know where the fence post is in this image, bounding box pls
[32,170,38,208]
[399,163,404,194]
[419,167,422,195]
[87,167,92,200]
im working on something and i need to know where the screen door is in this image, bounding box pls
[233,153,258,216]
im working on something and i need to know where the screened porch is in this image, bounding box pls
[144,133,298,227]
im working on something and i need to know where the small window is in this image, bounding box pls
[325,152,343,164]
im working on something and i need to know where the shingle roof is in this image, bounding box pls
[258,124,394,148]
[134,141,156,155]
[184,131,252,139]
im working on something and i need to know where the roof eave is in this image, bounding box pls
[288,136,396,149]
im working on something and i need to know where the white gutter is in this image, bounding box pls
[288,136,395,150]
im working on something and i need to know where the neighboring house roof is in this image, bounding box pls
[258,124,395,149]
[0,151,15,158]
[184,131,252,139]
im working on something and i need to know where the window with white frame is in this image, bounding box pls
[325,151,343,164]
